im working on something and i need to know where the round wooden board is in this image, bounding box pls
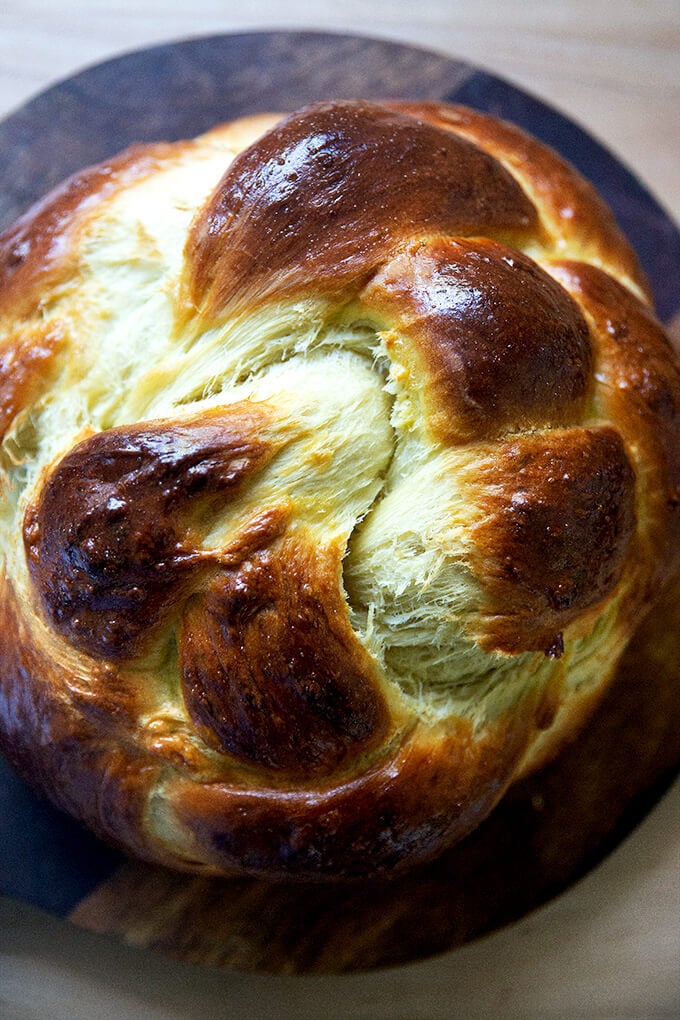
[1,31,679,975]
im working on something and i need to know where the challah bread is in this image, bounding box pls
[0,99,678,879]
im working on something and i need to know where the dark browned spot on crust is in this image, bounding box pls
[0,325,65,441]
[186,100,539,318]
[23,403,279,659]
[0,143,183,323]
[470,427,636,654]
[179,538,389,775]
[362,238,591,442]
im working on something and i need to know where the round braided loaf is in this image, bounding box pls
[0,100,678,878]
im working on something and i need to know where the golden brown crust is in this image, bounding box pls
[386,101,651,302]
[0,99,677,880]
[469,427,636,654]
[547,260,680,583]
[24,403,280,660]
[362,237,592,442]
[170,709,534,879]
[0,143,186,324]
[0,323,65,441]
[186,100,539,319]
[179,537,390,775]
[0,575,158,861]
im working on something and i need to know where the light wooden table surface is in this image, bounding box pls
[1,2,679,1018]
